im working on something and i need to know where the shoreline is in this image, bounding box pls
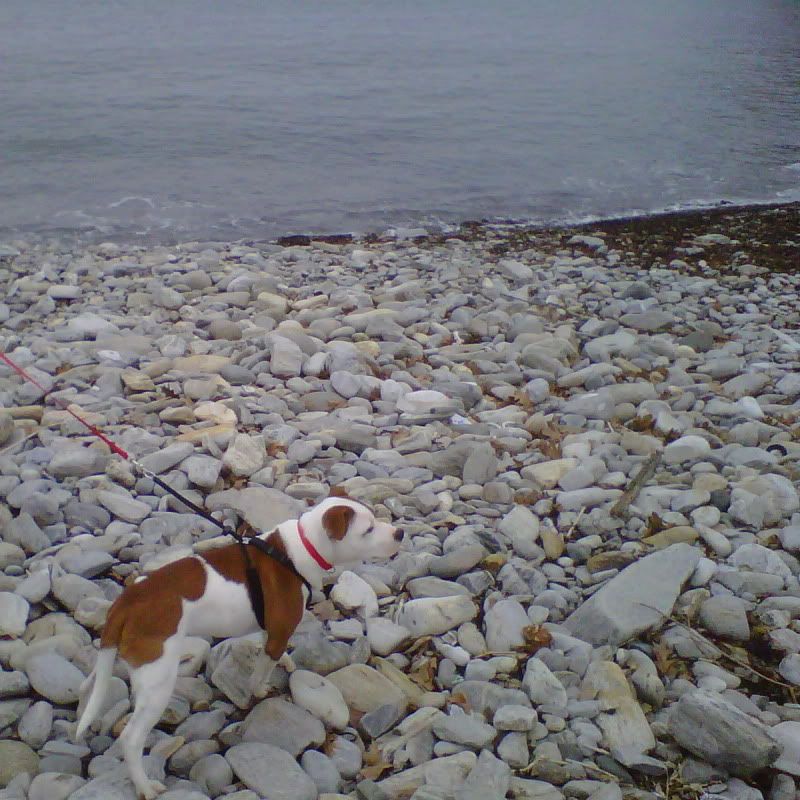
[1,200,798,273]
[0,194,799,798]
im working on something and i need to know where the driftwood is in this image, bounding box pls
[610,451,661,518]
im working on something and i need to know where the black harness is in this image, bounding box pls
[233,522,312,629]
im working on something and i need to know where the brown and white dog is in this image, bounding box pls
[74,494,403,799]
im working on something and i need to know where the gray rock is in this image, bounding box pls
[582,661,655,754]
[462,442,498,484]
[17,701,53,748]
[300,750,341,794]
[138,442,194,475]
[699,595,750,641]
[432,710,497,749]
[25,652,85,704]
[208,319,242,341]
[484,599,530,653]
[564,543,702,647]
[455,749,512,800]
[663,435,711,465]
[0,740,39,787]
[327,734,362,779]
[2,512,50,554]
[48,446,109,479]
[96,489,151,523]
[668,690,780,776]
[359,703,405,740]
[240,697,326,756]
[28,772,86,800]
[206,487,302,533]
[269,336,304,378]
[226,743,317,800]
[189,754,234,797]
[523,659,567,707]
[153,286,185,309]
[0,670,29,698]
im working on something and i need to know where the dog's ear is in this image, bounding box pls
[328,485,349,499]
[322,504,355,541]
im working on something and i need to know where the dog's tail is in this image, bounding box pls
[74,647,117,741]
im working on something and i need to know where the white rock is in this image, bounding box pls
[0,593,29,637]
[330,571,379,618]
[498,506,541,558]
[396,596,477,636]
[222,434,266,477]
[663,435,711,465]
[366,617,412,656]
[289,669,349,730]
[772,721,800,776]
[396,390,453,415]
[484,599,530,653]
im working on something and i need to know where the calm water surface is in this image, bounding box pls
[1,0,799,242]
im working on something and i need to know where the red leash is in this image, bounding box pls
[0,350,321,602]
[0,351,130,459]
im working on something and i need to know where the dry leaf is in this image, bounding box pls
[360,742,393,781]
[519,625,553,654]
[408,657,437,691]
[449,692,471,712]
[482,553,508,574]
[311,599,341,622]
[653,639,683,679]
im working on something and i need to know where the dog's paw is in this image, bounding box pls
[250,681,270,700]
[138,779,166,800]
[278,653,296,674]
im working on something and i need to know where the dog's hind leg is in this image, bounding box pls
[121,648,180,800]
[75,647,117,741]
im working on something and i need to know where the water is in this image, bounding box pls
[2,0,799,243]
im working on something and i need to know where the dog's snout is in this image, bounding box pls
[393,528,404,542]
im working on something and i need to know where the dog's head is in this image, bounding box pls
[301,489,403,565]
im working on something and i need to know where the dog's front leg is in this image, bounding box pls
[249,634,294,700]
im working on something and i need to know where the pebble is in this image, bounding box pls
[226,742,317,800]
[0,593,29,637]
[2,220,799,797]
[239,697,325,756]
[668,690,781,776]
[289,669,350,730]
[396,596,477,636]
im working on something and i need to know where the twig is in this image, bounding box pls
[610,451,661,518]
[0,430,38,456]
[638,603,796,692]
[565,506,586,539]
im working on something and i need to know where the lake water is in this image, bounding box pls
[2,0,799,243]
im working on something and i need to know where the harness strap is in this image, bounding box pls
[234,521,312,629]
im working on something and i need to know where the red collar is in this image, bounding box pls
[298,520,333,571]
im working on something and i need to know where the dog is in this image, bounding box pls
[74,493,403,799]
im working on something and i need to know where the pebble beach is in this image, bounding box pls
[0,201,799,800]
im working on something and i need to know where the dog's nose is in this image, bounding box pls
[393,528,404,542]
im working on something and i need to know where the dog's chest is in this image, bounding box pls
[181,562,260,639]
